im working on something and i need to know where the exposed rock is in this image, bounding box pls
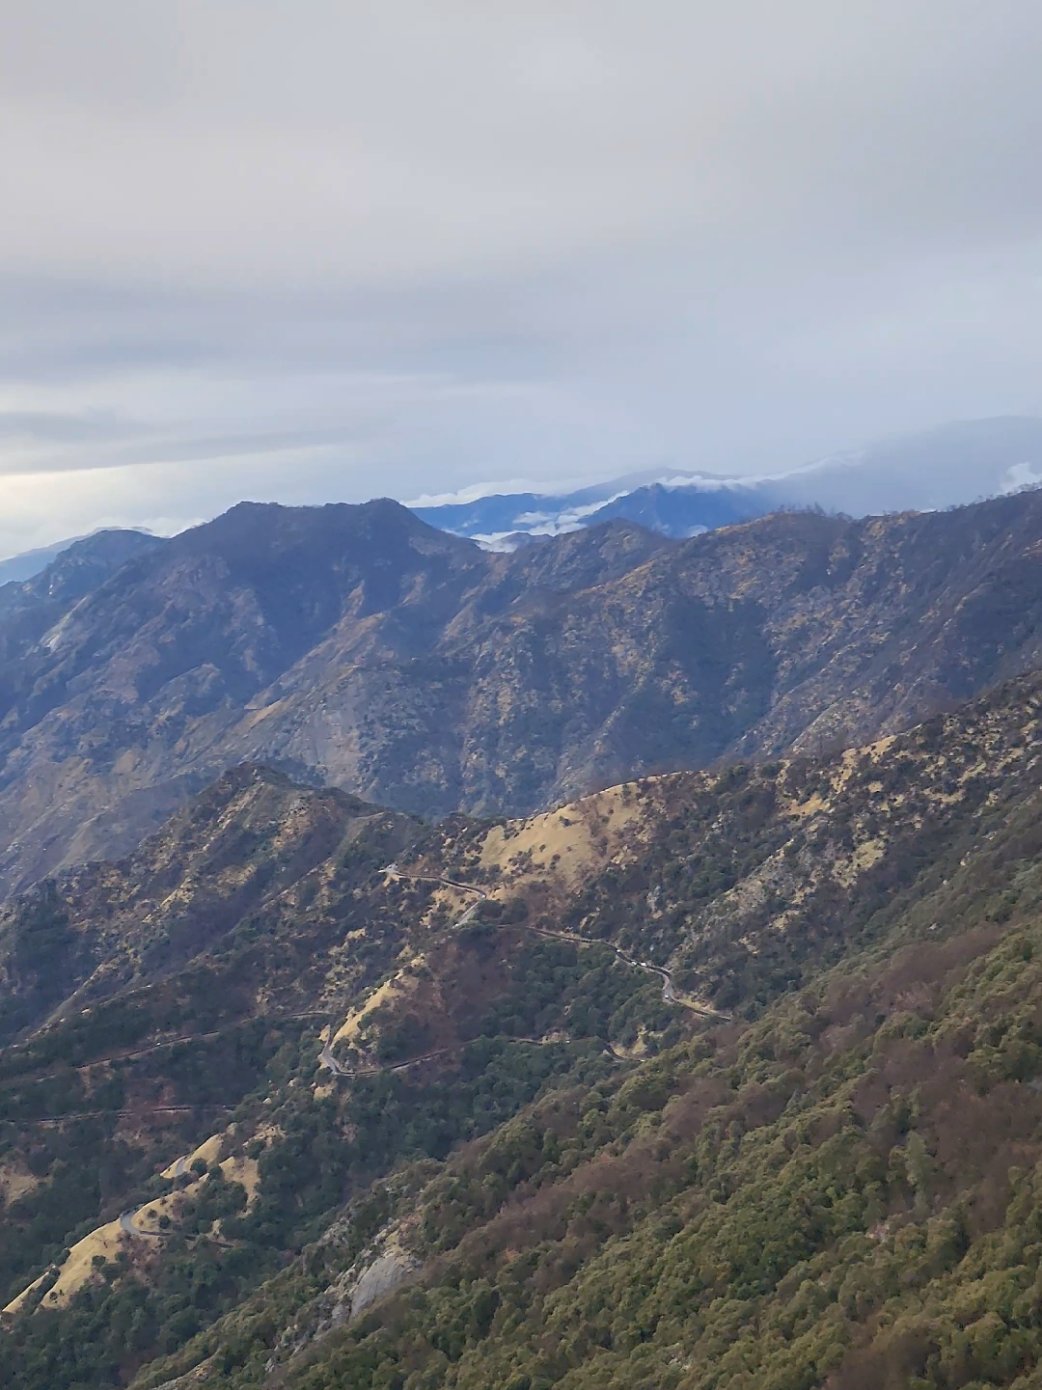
[341,1248,418,1321]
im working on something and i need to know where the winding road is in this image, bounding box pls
[119,1152,197,1238]
[384,864,488,907]
[385,863,719,1013]
[119,1204,163,1239]
[318,863,724,1079]
[119,1207,150,1237]
[515,921,723,1018]
[320,1034,583,1080]
[318,1036,351,1076]
[319,866,490,1076]
[19,1104,232,1128]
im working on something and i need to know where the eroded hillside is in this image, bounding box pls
[3,673,1042,1387]
[1,492,1042,895]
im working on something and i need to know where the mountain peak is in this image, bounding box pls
[0,528,163,599]
[0,488,1041,896]
[174,495,476,565]
[411,415,1042,545]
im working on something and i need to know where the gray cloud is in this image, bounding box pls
[0,410,142,444]
[0,1,1041,556]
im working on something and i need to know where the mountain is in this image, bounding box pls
[410,471,767,545]
[2,490,1042,898]
[0,529,166,663]
[0,763,418,1047]
[0,540,82,588]
[4,671,1042,1387]
[0,529,161,589]
[410,468,770,545]
[412,416,1042,544]
[7,437,1042,1388]
[0,764,425,1348]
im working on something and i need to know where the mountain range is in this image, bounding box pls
[2,667,1042,1388]
[1,488,1042,897]
[4,417,1042,588]
[3,472,1042,1388]
[412,416,1042,545]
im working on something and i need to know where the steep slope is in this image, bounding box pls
[230,490,1042,819]
[0,528,165,665]
[0,765,423,1333]
[2,491,1042,897]
[0,501,487,894]
[0,539,80,588]
[128,679,1042,1390]
[0,529,161,589]
[174,867,1042,1390]
[4,675,1042,1388]
[0,501,666,894]
[0,762,419,1045]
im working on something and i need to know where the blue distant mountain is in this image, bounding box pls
[4,418,1042,577]
[410,417,1042,546]
[0,537,84,586]
[410,471,769,546]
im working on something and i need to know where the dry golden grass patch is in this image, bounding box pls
[333,969,423,1046]
[3,1124,272,1318]
[161,1132,223,1179]
[219,1155,261,1202]
[832,837,887,888]
[478,783,644,891]
[4,1218,128,1315]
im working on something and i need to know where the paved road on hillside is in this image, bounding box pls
[319,864,724,1079]
[321,1035,582,1081]
[120,1205,162,1239]
[384,865,488,923]
[386,863,720,1015]
[119,1150,194,1239]
[523,923,723,1018]
[318,1036,350,1076]
[21,1104,233,1128]
[318,867,492,1075]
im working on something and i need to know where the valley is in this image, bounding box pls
[6,0,1041,1380]
[1,490,1042,900]
[2,495,1042,1387]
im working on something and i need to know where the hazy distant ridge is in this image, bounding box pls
[413,416,1042,545]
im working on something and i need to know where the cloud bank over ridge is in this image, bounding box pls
[1,2,1042,554]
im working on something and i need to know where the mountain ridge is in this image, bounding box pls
[1,491,1042,896]
[412,415,1042,545]
[3,668,1042,1386]
[6,437,1042,1389]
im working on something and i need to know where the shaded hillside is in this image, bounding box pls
[0,765,423,1335]
[4,676,1042,1386]
[163,842,1042,1390]
[0,501,664,894]
[0,763,420,1046]
[0,528,165,665]
[2,491,1042,894]
[139,677,1042,1389]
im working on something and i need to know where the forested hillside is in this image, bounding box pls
[3,672,1042,1386]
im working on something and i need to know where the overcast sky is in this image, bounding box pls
[1,1,1041,555]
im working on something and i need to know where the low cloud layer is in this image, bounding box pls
[1,2,1041,555]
